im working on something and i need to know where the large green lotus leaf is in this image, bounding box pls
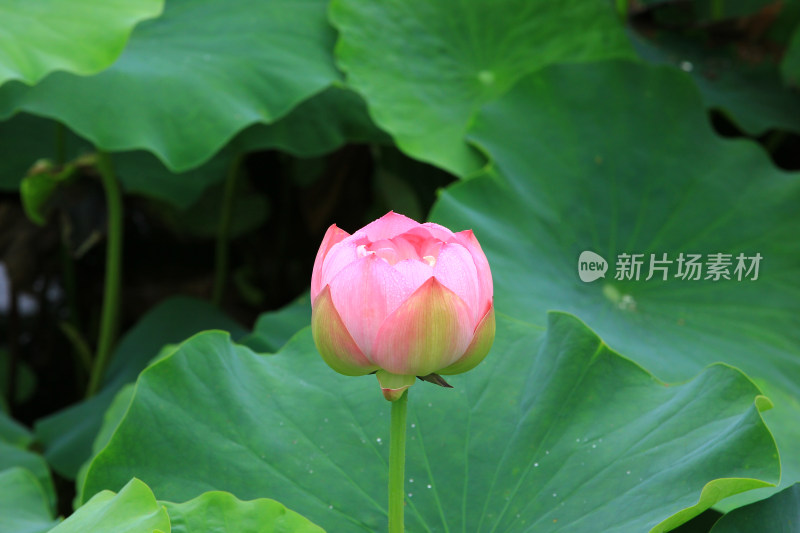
[329,0,634,176]
[107,85,387,207]
[0,0,341,172]
[0,0,162,87]
[81,313,778,532]
[430,60,800,498]
[50,478,168,533]
[0,85,385,207]
[631,29,800,136]
[0,441,55,512]
[0,468,57,533]
[89,385,134,462]
[35,297,246,479]
[163,491,324,533]
[710,484,800,532]
[115,85,386,207]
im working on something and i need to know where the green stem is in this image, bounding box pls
[389,391,408,533]
[59,322,93,373]
[86,151,123,398]
[212,155,242,307]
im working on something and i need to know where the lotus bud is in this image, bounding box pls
[311,212,495,401]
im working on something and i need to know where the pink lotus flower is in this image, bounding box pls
[311,212,495,401]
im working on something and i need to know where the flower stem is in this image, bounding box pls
[389,390,408,533]
[86,151,123,397]
[212,154,242,307]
